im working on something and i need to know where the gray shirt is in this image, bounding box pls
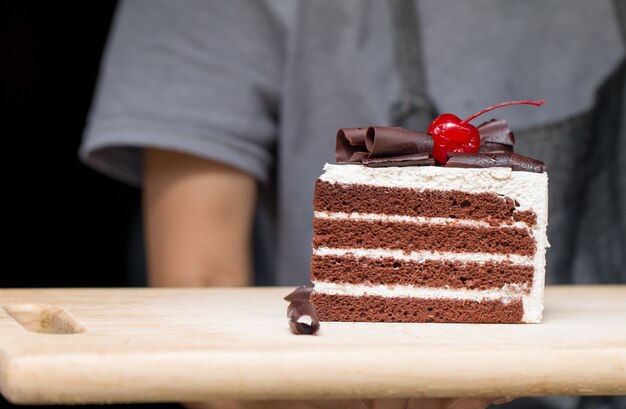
[80,0,624,287]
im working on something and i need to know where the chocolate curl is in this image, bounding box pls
[365,127,433,158]
[446,152,546,173]
[284,285,313,302]
[287,299,320,335]
[363,153,434,167]
[336,126,434,166]
[478,119,515,153]
[336,127,369,163]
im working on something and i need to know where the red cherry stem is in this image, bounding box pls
[460,100,546,125]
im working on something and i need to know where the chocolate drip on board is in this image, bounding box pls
[284,286,320,335]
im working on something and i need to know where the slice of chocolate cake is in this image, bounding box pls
[309,103,550,324]
[310,164,548,323]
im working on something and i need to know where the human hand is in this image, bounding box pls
[303,397,513,409]
[185,397,513,409]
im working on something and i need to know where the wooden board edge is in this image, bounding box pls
[1,348,625,404]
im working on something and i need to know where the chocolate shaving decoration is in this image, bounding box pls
[363,154,434,167]
[284,285,313,302]
[365,127,433,158]
[446,152,547,173]
[334,119,546,173]
[336,126,433,167]
[287,299,320,335]
[478,119,515,153]
[480,142,513,153]
[478,119,516,145]
[336,127,369,162]
[471,119,546,172]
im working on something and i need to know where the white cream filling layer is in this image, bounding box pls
[313,247,534,266]
[313,281,526,301]
[314,211,531,230]
[312,281,539,323]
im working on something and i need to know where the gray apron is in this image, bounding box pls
[391,0,625,407]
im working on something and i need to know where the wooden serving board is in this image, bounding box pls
[1,286,625,404]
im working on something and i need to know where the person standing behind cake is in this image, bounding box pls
[80,1,626,409]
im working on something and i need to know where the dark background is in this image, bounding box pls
[2,1,144,289]
[2,2,164,408]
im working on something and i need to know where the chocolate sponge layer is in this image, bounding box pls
[315,180,536,226]
[311,292,524,323]
[313,218,536,256]
[310,255,533,291]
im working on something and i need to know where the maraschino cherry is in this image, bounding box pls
[428,100,546,164]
